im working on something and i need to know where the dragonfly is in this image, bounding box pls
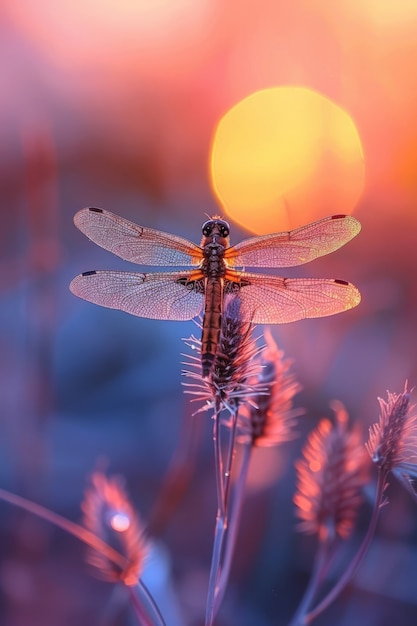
[70,207,361,377]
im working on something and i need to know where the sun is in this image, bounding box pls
[210,86,365,234]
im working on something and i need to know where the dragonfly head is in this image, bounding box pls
[201,218,230,242]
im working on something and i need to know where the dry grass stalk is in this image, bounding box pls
[238,328,302,447]
[182,297,263,415]
[366,384,417,474]
[295,403,369,541]
[82,472,148,586]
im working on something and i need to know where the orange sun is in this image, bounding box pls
[210,87,365,234]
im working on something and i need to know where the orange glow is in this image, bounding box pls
[4,0,217,79]
[210,87,364,234]
[345,0,417,24]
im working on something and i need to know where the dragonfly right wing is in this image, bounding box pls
[226,214,361,268]
[74,207,203,267]
[226,272,361,324]
[70,270,205,321]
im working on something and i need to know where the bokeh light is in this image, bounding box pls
[210,86,365,234]
[109,511,130,532]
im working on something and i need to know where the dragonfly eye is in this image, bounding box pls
[220,224,230,237]
[202,221,214,236]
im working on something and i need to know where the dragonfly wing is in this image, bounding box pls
[74,207,202,266]
[225,214,361,268]
[226,272,361,324]
[70,270,205,321]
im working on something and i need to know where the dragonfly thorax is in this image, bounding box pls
[201,218,230,279]
[202,241,227,278]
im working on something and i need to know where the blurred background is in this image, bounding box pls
[0,0,417,624]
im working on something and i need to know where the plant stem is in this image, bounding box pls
[214,440,252,616]
[129,581,166,626]
[213,404,225,517]
[223,404,239,509]
[205,513,227,626]
[287,536,332,626]
[0,487,166,626]
[306,469,387,623]
[206,405,226,626]
[0,486,126,570]
[206,404,239,625]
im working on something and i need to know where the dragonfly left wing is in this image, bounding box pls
[226,272,361,324]
[70,270,205,320]
[74,207,202,267]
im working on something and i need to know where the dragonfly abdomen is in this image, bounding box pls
[200,228,229,377]
[201,277,224,378]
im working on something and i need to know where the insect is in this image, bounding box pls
[70,207,361,377]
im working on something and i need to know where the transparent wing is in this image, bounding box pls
[227,272,361,324]
[225,215,361,268]
[70,270,204,321]
[74,207,203,266]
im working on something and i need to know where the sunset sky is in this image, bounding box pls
[1,2,417,625]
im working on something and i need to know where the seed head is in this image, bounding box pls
[182,296,263,415]
[294,403,369,541]
[82,472,148,586]
[366,383,417,475]
[238,328,302,446]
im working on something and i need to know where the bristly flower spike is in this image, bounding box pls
[182,297,264,415]
[366,383,417,497]
[295,402,369,542]
[289,404,369,626]
[298,386,416,625]
[238,328,303,447]
[82,472,148,586]
[212,329,302,619]
[193,297,265,626]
